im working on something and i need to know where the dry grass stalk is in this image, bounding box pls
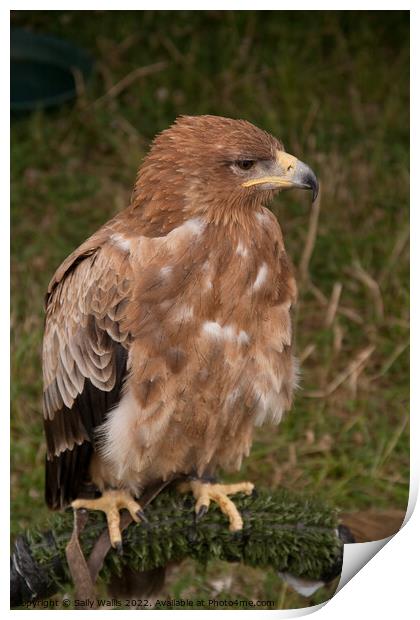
[94,61,168,106]
[71,67,86,101]
[307,281,328,305]
[299,343,317,364]
[337,306,364,324]
[302,100,321,140]
[305,430,315,445]
[369,341,409,382]
[378,224,409,285]
[97,61,115,92]
[373,415,409,474]
[333,323,344,354]
[114,114,143,144]
[307,281,363,325]
[305,345,376,398]
[117,33,141,55]
[387,317,409,330]
[347,365,364,398]
[288,443,297,467]
[348,262,384,320]
[159,35,187,64]
[298,434,333,455]
[299,184,321,282]
[324,282,343,327]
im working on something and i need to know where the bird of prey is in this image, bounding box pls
[42,115,318,550]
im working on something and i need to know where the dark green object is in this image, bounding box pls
[11,487,344,607]
[11,28,93,112]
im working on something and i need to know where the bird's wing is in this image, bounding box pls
[43,226,132,508]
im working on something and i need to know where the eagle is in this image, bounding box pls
[42,115,318,551]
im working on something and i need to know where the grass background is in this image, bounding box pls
[11,10,409,610]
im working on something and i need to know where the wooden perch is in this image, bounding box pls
[11,487,350,608]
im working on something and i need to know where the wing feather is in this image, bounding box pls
[43,228,133,508]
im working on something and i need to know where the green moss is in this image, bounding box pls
[21,487,341,602]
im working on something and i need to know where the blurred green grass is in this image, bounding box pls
[11,10,409,610]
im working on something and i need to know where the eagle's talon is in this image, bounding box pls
[196,505,208,520]
[179,479,254,532]
[70,489,144,549]
[136,509,148,523]
[114,541,123,556]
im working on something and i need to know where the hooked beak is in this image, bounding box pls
[242,150,319,202]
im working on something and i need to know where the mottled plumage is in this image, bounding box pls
[43,115,317,513]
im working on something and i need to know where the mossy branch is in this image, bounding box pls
[11,487,345,607]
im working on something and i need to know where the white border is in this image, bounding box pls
[5,3,415,618]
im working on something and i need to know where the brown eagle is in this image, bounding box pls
[42,115,318,549]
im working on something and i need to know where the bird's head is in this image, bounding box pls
[134,115,318,224]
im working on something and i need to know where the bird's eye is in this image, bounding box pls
[235,160,255,171]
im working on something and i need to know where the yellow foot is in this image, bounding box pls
[178,480,254,532]
[71,489,146,552]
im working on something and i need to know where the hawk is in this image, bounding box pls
[42,115,318,549]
